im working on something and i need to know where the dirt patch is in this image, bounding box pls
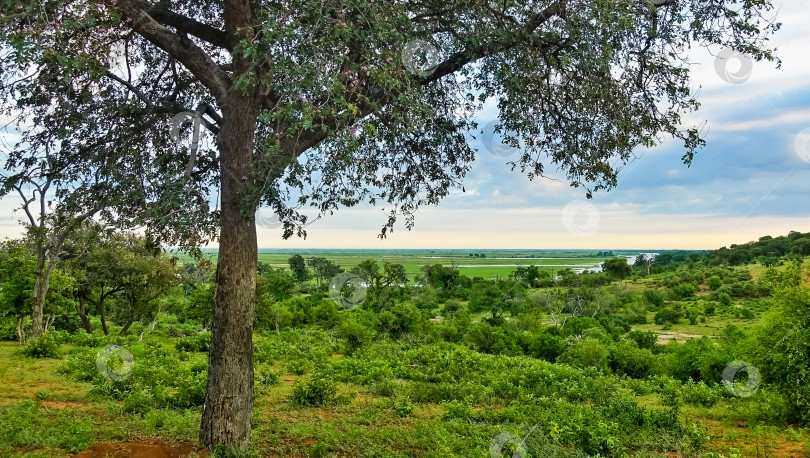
[655,331,707,344]
[74,439,210,458]
[41,400,85,409]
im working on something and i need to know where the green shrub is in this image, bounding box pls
[654,308,681,325]
[716,291,732,306]
[23,333,60,358]
[670,282,698,300]
[175,332,211,352]
[256,365,280,389]
[558,338,610,371]
[289,372,338,407]
[284,357,312,375]
[529,333,564,362]
[392,396,415,417]
[337,318,376,355]
[610,341,658,379]
[626,330,657,350]
[643,290,665,308]
[441,399,472,420]
[0,317,16,341]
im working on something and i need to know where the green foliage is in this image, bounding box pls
[610,340,657,379]
[602,257,631,280]
[288,254,309,282]
[654,308,681,325]
[22,333,60,358]
[558,338,609,371]
[559,317,603,338]
[755,285,810,423]
[337,314,377,355]
[528,333,565,362]
[643,290,665,308]
[0,402,93,453]
[669,282,698,300]
[289,372,339,407]
[59,342,207,409]
[392,396,415,417]
[627,330,658,351]
[175,332,211,352]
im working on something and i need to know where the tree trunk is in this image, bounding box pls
[30,248,48,338]
[199,93,260,452]
[16,314,26,345]
[31,243,61,338]
[76,296,93,333]
[118,314,136,336]
[97,297,109,336]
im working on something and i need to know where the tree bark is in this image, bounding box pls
[30,246,49,338]
[119,314,136,336]
[97,297,109,336]
[16,314,26,345]
[76,296,93,333]
[199,91,260,452]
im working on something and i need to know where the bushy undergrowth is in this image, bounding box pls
[22,333,60,358]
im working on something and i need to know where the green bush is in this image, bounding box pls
[23,333,60,358]
[392,396,415,417]
[670,282,698,300]
[337,317,376,355]
[0,317,16,341]
[175,332,211,352]
[610,341,658,379]
[529,333,564,362]
[626,330,657,351]
[289,372,339,407]
[643,290,665,308]
[654,308,681,325]
[558,338,610,371]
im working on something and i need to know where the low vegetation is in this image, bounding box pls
[1,228,810,456]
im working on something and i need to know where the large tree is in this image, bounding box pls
[0,0,780,451]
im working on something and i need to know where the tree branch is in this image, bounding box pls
[112,0,231,102]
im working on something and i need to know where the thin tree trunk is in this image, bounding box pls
[30,247,48,338]
[118,314,136,336]
[199,93,259,452]
[97,298,109,336]
[76,296,93,333]
[16,314,26,345]
[31,238,64,338]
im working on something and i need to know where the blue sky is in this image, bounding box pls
[1,1,808,250]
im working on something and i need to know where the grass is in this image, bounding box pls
[2,335,808,457]
[172,249,608,280]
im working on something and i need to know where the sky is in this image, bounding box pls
[2,1,809,251]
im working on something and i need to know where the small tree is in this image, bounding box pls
[288,254,309,283]
[307,257,343,287]
[602,257,631,280]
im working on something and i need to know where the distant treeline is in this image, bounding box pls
[704,231,810,266]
